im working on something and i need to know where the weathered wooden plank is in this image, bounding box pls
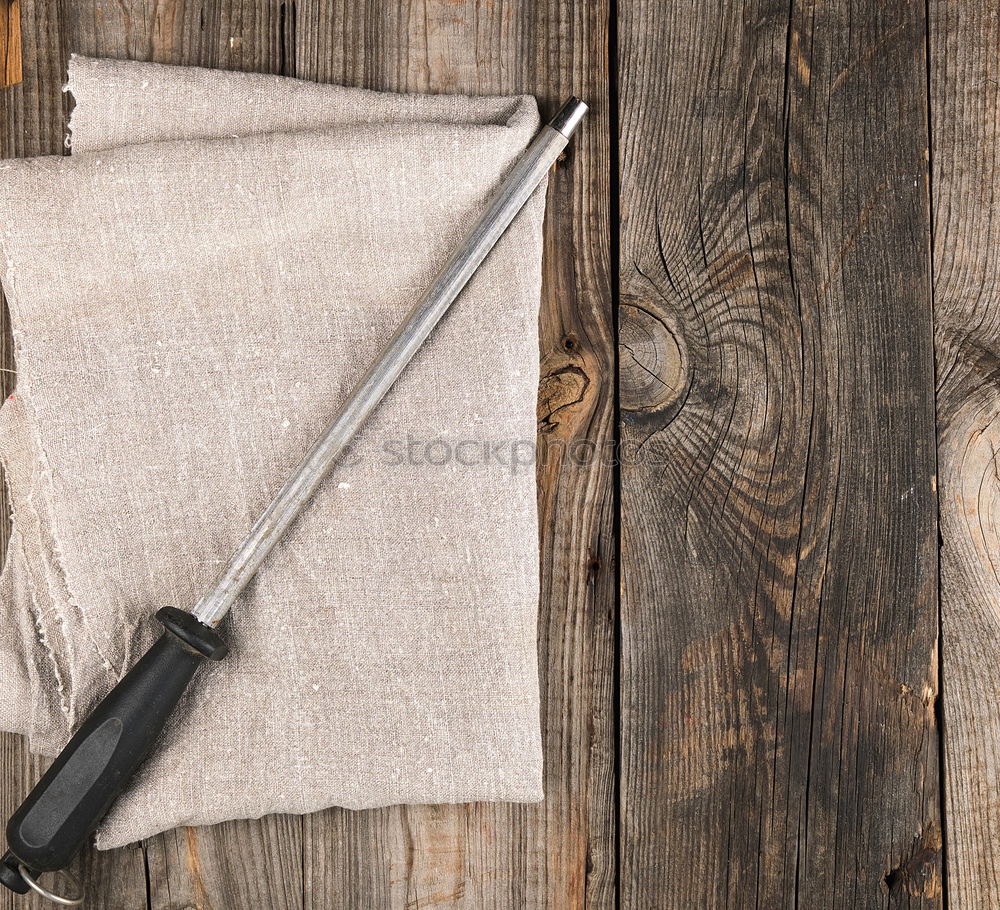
[67,0,288,72]
[929,1,1000,905]
[0,0,64,160]
[0,0,20,88]
[145,817,305,910]
[618,0,942,906]
[297,2,616,908]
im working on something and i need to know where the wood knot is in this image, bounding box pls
[885,823,942,899]
[586,547,602,582]
[538,363,590,434]
[619,301,686,414]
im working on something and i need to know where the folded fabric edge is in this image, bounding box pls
[0,390,133,739]
[0,529,38,734]
[95,780,546,851]
[2,534,76,756]
[66,54,540,155]
[0,397,76,748]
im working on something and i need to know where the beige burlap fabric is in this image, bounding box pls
[0,56,545,848]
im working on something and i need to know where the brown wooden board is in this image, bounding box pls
[930,1,1000,905]
[617,0,943,906]
[0,0,21,89]
[0,1,615,907]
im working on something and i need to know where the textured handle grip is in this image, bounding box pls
[3,608,226,876]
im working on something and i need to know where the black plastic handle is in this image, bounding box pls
[0,608,226,885]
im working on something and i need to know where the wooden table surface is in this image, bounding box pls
[0,1,997,908]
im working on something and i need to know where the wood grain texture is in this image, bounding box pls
[0,1,614,908]
[0,0,21,88]
[618,0,942,906]
[930,1,1000,905]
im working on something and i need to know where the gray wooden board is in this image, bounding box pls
[0,1,615,908]
[618,0,942,906]
[930,0,1000,906]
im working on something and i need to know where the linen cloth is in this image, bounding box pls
[0,56,545,848]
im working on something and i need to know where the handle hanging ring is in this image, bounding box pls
[16,865,84,907]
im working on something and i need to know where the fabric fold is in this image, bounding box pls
[0,56,545,848]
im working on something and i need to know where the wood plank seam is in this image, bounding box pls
[608,2,625,910]
[922,5,951,904]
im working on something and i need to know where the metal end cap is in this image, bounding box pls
[550,97,588,138]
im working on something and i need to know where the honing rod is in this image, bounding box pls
[0,97,587,906]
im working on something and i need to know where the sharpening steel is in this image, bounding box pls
[0,97,587,907]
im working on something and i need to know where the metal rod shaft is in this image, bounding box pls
[191,97,588,626]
